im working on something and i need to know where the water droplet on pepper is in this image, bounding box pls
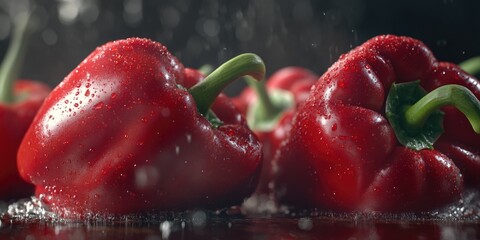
[93,102,104,110]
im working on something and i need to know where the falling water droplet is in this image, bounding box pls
[298,218,313,230]
[192,211,207,227]
[160,221,172,239]
[175,145,180,155]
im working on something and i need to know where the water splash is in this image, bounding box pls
[2,190,480,231]
[2,195,58,223]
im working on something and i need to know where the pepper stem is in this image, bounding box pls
[405,84,480,134]
[459,56,480,76]
[0,13,32,103]
[189,53,265,115]
[245,76,284,121]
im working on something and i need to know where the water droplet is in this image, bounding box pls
[192,211,207,227]
[175,145,180,155]
[110,93,117,99]
[84,89,90,97]
[160,221,172,239]
[298,218,313,230]
[93,102,104,110]
[135,166,159,189]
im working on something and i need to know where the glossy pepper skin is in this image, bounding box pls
[273,35,480,212]
[0,13,50,200]
[17,38,263,215]
[1,81,50,199]
[233,67,317,195]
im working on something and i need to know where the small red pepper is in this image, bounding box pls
[273,35,480,212]
[17,38,265,216]
[233,67,317,195]
[0,14,50,200]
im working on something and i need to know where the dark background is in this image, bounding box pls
[1,0,479,95]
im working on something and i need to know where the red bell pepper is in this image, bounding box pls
[233,67,317,196]
[0,14,50,200]
[273,35,480,212]
[17,38,265,216]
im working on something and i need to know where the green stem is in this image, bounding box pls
[459,56,480,76]
[404,84,480,134]
[245,76,284,121]
[189,53,265,115]
[0,13,32,103]
[198,64,214,76]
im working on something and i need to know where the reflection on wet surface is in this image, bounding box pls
[1,214,480,240]
[1,191,480,240]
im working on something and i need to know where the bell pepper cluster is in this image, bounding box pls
[272,35,480,212]
[5,30,480,217]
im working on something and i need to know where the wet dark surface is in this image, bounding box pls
[1,215,480,240]
[2,195,480,240]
